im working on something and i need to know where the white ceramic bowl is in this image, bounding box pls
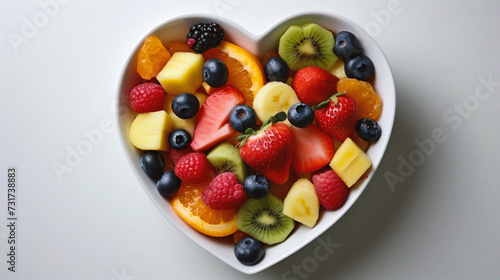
[116,12,395,274]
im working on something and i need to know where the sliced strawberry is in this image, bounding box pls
[190,86,246,151]
[291,124,335,173]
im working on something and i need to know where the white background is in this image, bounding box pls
[1,0,499,279]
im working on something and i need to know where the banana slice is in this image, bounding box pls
[252,81,300,125]
[283,178,320,228]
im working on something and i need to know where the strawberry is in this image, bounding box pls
[202,172,247,210]
[312,168,349,210]
[238,112,294,184]
[292,66,339,106]
[190,86,246,151]
[174,152,213,184]
[314,92,359,142]
[290,124,335,173]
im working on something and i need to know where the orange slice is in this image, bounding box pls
[170,181,238,237]
[202,41,265,106]
[165,41,194,54]
[337,78,383,121]
[137,36,171,80]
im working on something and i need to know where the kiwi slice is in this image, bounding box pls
[206,142,247,183]
[278,23,337,71]
[237,194,295,245]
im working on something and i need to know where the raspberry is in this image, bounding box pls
[174,152,212,184]
[168,146,193,165]
[312,169,349,210]
[129,83,165,113]
[186,22,224,53]
[202,172,247,210]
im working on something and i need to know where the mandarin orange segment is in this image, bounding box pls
[350,131,370,152]
[137,36,171,80]
[232,230,251,244]
[170,181,238,237]
[337,78,383,121]
[202,41,265,106]
[165,41,194,54]
[261,50,295,79]
[261,50,279,65]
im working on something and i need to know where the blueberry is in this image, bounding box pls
[168,129,192,150]
[243,174,269,199]
[333,31,362,61]
[234,237,264,265]
[171,93,200,119]
[203,58,228,87]
[356,118,381,142]
[157,171,182,198]
[141,150,165,179]
[345,54,374,81]
[287,103,315,128]
[264,56,289,83]
[229,105,257,133]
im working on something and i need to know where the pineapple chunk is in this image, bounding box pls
[129,110,173,151]
[329,137,371,187]
[163,92,208,137]
[201,82,218,95]
[156,52,205,95]
[283,178,320,228]
[329,58,347,80]
[194,92,208,106]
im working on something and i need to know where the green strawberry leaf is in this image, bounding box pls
[236,112,286,148]
[236,127,256,148]
[312,91,346,110]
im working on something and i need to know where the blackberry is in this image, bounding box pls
[186,22,224,53]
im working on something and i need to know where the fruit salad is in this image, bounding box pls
[126,21,383,266]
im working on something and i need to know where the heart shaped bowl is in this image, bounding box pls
[116,12,395,274]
